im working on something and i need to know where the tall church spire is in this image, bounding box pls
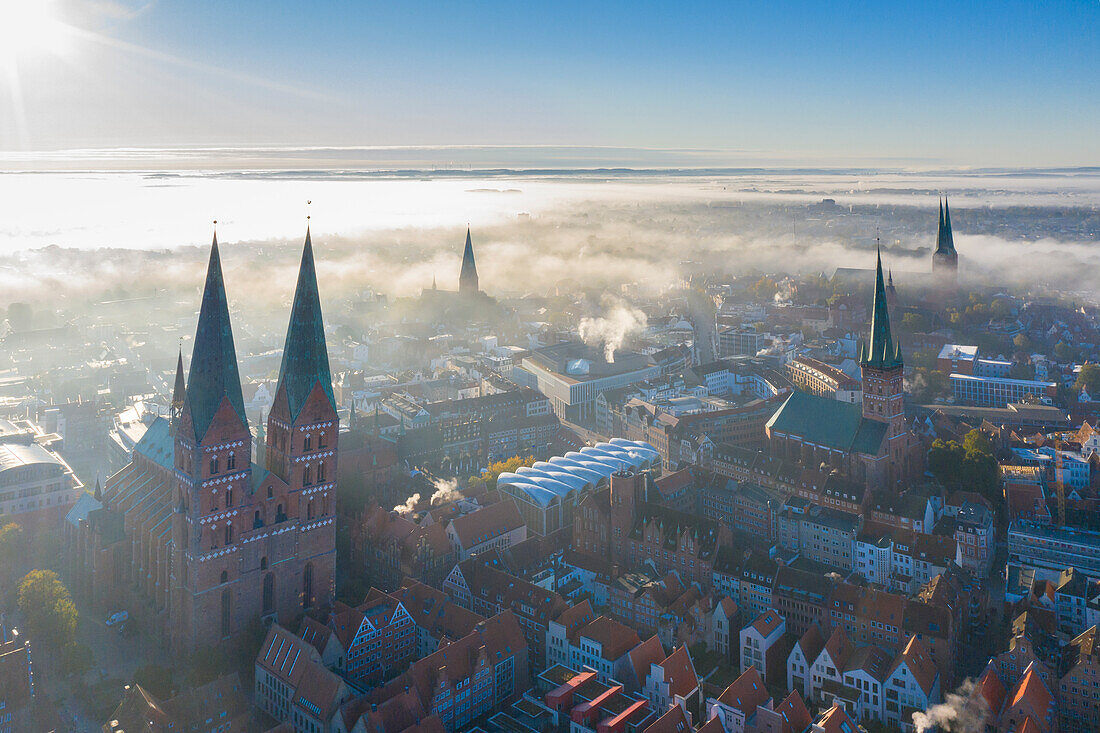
[170,346,186,433]
[185,230,247,440]
[942,196,956,253]
[459,227,479,295]
[275,225,335,420]
[862,247,903,370]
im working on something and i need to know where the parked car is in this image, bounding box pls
[105,610,128,627]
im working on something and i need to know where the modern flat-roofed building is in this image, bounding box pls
[1008,520,1100,581]
[519,343,665,423]
[950,373,1057,407]
[0,418,82,526]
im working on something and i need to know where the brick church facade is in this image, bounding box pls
[764,249,921,491]
[65,229,338,653]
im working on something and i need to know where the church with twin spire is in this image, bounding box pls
[65,226,338,652]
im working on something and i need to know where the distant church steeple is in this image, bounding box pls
[932,197,959,282]
[459,227,479,295]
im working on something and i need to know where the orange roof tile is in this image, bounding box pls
[749,609,783,638]
[774,690,812,733]
[659,646,699,699]
[889,635,939,697]
[716,666,770,713]
[579,616,643,661]
[628,635,666,687]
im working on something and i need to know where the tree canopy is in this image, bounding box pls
[17,569,78,650]
[468,455,537,491]
[927,430,1000,503]
[1074,363,1100,396]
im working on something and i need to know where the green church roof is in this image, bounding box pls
[186,234,247,440]
[766,390,887,456]
[275,227,335,420]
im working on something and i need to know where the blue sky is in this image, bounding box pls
[1,1,1097,166]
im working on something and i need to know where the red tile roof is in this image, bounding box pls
[641,704,690,733]
[774,690,812,733]
[658,646,699,699]
[448,499,524,549]
[795,623,825,664]
[889,635,939,697]
[1004,662,1054,724]
[556,599,597,643]
[579,616,643,661]
[749,609,783,638]
[716,666,769,713]
[973,663,1006,719]
[813,703,858,733]
[628,635,665,687]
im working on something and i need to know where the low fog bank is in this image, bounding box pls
[2,201,1098,302]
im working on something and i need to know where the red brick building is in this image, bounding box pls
[66,229,339,653]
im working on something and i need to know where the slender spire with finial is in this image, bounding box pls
[274,208,335,420]
[185,220,247,439]
[459,226,479,295]
[861,245,903,370]
[942,196,955,253]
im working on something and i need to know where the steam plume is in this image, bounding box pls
[578,299,647,362]
[392,493,421,517]
[430,478,463,505]
[912,678,984,733]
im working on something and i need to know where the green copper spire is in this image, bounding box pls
[862,247,903,370]
[458,227,479,294]
[186,231,247,440]
[935,197,957,255]
[275,226,335,420]
[942,196,956,253]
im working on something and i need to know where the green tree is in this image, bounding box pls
[928,439,965,486]
[962,429,994,456]
[0,522,23,598]
[1054,341,1074,362]
[17,569,78,650]
[900,313,929,333]
[1074,363,1100,396]
[962,449,1000,503]
[1013,333,1034,352]
[468,455,537,491]
[749,277,779,302]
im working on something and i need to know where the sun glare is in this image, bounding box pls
[0,0,70,64]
